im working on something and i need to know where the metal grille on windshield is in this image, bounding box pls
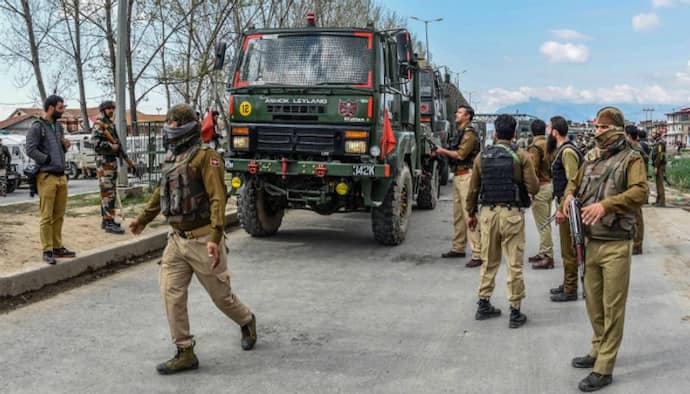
[239,34,372,86]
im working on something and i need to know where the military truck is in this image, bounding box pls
[215,21,440,245]
[65,134,98,179]
[419,64,451,185]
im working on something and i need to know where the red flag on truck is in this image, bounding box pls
[201,111,214,143]
[380,109,396,158]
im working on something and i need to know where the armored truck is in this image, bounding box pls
[216,22,440,245]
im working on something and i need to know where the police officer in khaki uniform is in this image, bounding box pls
[549,116,583,302]
[129,104,256,375]
[651,131,666,207]
[562,107,648,392]
[435,105,482,267]
[466,114,539,328]
[625,125,648,255]
[526,119,555,269]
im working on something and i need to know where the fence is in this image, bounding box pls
[126,121,165,187]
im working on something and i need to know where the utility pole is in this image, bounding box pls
[409,16,443,61]
[116,0,128,186]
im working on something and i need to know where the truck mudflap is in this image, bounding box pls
[224,158,391,178]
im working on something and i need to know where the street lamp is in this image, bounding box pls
[409,16,443,61]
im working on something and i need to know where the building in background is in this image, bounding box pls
[0,108,165,136]
[664,107,690,146]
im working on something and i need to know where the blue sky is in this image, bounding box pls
[1,0,689,119]
[389,0,690,112]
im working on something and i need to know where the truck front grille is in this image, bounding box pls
[256,127,338,154]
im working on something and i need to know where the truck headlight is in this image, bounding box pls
[232,136,249,149]
[345,140,367,154]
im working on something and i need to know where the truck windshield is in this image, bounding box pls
[237,33,372,87]
[420,71,433,97]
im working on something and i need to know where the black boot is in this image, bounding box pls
[508,306,527,328]
[101,219,122,229]
[572,354,597,368]
[475,299,501,320]
[104,220,125,234]
[550,285,564,294]
[578,372,612,392]
[240,314,257,350]
[551,292,578,302]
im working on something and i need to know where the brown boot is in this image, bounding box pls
[528,254,544,262]
[532,256,554,269]
[465,258,482,268]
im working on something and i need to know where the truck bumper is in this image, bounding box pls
[224,157,391,178]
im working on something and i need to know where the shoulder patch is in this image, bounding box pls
[210,155,220,168]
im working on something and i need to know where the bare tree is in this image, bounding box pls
[0,0,60,103]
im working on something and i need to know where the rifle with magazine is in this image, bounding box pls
[568,197,586,299]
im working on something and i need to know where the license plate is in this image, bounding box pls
[352,164,375,176]
[224,159,234,169]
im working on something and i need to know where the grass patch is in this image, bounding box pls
[667,157,690,192]
[0,220,24,226]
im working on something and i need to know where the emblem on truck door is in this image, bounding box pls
[338,100,358,117]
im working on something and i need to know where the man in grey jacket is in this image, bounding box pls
[25,95,77,264]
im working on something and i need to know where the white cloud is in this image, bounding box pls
[550,29,590,40]
[676,59,690,84]
[481,84,690,112]
[632,13,660,31]
[539,41,590,64]
[652,0,674,7]
[652,0,690,7]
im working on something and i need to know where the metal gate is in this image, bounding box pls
[127,121,165,187]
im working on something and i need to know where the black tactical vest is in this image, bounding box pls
[479,144,524,206]
[551,141,583,199]
[160,145,211,224]
[450,126,479,169]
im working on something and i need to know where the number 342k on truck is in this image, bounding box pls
[214,17,441,245]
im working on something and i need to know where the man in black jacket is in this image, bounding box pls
[25,95,77,264]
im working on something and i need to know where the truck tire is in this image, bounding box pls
[439,158,449,186]
[238,177,284,237]
[416,161,439,209]
[372,164,413,245]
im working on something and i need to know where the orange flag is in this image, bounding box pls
[380,108,396,158]
[201,111,215,143]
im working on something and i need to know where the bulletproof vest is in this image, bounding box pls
[551,141,583,199]
[576,140,638,241]
[479,144,526,207]
[160,145,211,225]
[450,126,480,169]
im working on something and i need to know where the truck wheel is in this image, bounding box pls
[439,158,449,186]
[416,161,439,209]
[238,177,284,237]
[372,164,413,245]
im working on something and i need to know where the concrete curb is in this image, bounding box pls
[0,211,238,297]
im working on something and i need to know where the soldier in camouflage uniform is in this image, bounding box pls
[130,104,257,375]
[92,100,126,234]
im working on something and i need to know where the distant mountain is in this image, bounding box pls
[495,99,680,123]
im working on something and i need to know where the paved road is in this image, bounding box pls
[0,178,99,206]
[1,186,688,393]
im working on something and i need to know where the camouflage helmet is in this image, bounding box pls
[99,100,116,112]
[166,103,198,125]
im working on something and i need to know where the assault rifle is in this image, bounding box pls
[568,198,586,299]
[102,129,135,171]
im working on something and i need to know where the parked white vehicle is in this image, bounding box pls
[1,134,34,185]
[65,134,97,179]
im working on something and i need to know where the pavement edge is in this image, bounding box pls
[0,211,238,297]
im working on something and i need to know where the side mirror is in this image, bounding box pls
[395,30,412,80]
[444,73,451,83]
[213,41,227,71]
